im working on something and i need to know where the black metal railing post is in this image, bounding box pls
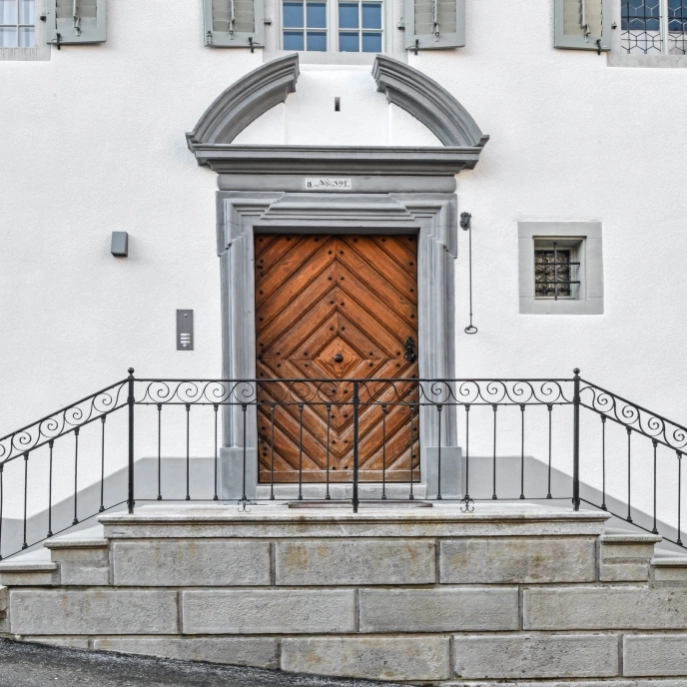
[72,428,79,525]
[352,380,360,513]
[185,404,191,501]
[436,404,443,500]
[572,367,581,511]
[127,367,135,514]
[22,452,29,549]
[47,439,54,537]
[0,463,4,561]
[678,451,683,547]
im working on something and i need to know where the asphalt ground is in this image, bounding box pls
[0,640,402,687]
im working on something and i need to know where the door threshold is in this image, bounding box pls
[287,499,433,509]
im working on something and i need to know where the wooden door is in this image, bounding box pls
[255,234,420,484]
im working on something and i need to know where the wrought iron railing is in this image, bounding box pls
[1,369,687,559]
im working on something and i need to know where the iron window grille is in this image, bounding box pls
[0,0,35,47]
[621,0,687,54]
[534,241,581,300]
[281,0,383,52]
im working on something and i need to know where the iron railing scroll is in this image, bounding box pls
[0,378,129,558]
[578,375,687,547]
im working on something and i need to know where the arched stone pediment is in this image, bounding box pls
[186,53,488,175]
[372,56,488,149]
[187,53,299,146]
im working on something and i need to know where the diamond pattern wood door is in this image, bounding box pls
[255,234,420,484]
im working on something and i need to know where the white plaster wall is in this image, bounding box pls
[1,0,687,524]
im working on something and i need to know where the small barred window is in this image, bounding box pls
[534,243,580,300]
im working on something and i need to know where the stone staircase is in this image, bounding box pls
[0,502,687,684]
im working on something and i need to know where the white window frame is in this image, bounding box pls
[336,0,385,53]
[279,0,384,53]
[518,222,604,315]
[264,0,402,63]
[0,0,34,47]
[608,0,687,66]
[0,0,49,61]
[281,0,329,53]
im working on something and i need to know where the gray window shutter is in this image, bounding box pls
[204,0,264,49]
[46,0,106,45]
[403,0,465,51]
[554,0,610,51]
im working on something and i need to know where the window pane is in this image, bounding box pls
[19,25,33,46]
[0,26,17,46]
[283,2,304,28]
[625,0,661,30]
[362,3,381,29]
[306,2,326,28]
[283,30,304,49]
[20,0,34,24]
[362,31,381,51]
[0,0,18,24]
[339,31,359,50]
[668,0,687,31]
[621,0,663,52]
[339,3,359,29]
[307,30,326,49]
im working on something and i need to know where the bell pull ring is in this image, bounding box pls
[460,212,478,335]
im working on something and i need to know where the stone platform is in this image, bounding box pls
[0,502,686,684]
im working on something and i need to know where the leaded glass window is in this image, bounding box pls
[0,0,35,48]
[621,0,687,54]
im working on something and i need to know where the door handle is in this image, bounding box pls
[404,337,417,364]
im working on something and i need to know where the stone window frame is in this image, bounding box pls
[608,0,687,67]
[0,0,50,61]
[518,221,604,315]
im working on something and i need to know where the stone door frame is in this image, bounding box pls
[217,182,461,500]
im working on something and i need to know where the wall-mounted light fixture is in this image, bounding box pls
[111,232,129,257]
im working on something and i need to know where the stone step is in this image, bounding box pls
[0,548,58,586]
[598,531,663,582]
[651,555,687,583]
[11,503,686,684]
[41,524,110,586]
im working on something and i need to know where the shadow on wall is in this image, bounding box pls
[6,453,683,560]
[4,458,217,560]
[466,455,685,553]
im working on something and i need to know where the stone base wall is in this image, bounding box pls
[0,506,686,685]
